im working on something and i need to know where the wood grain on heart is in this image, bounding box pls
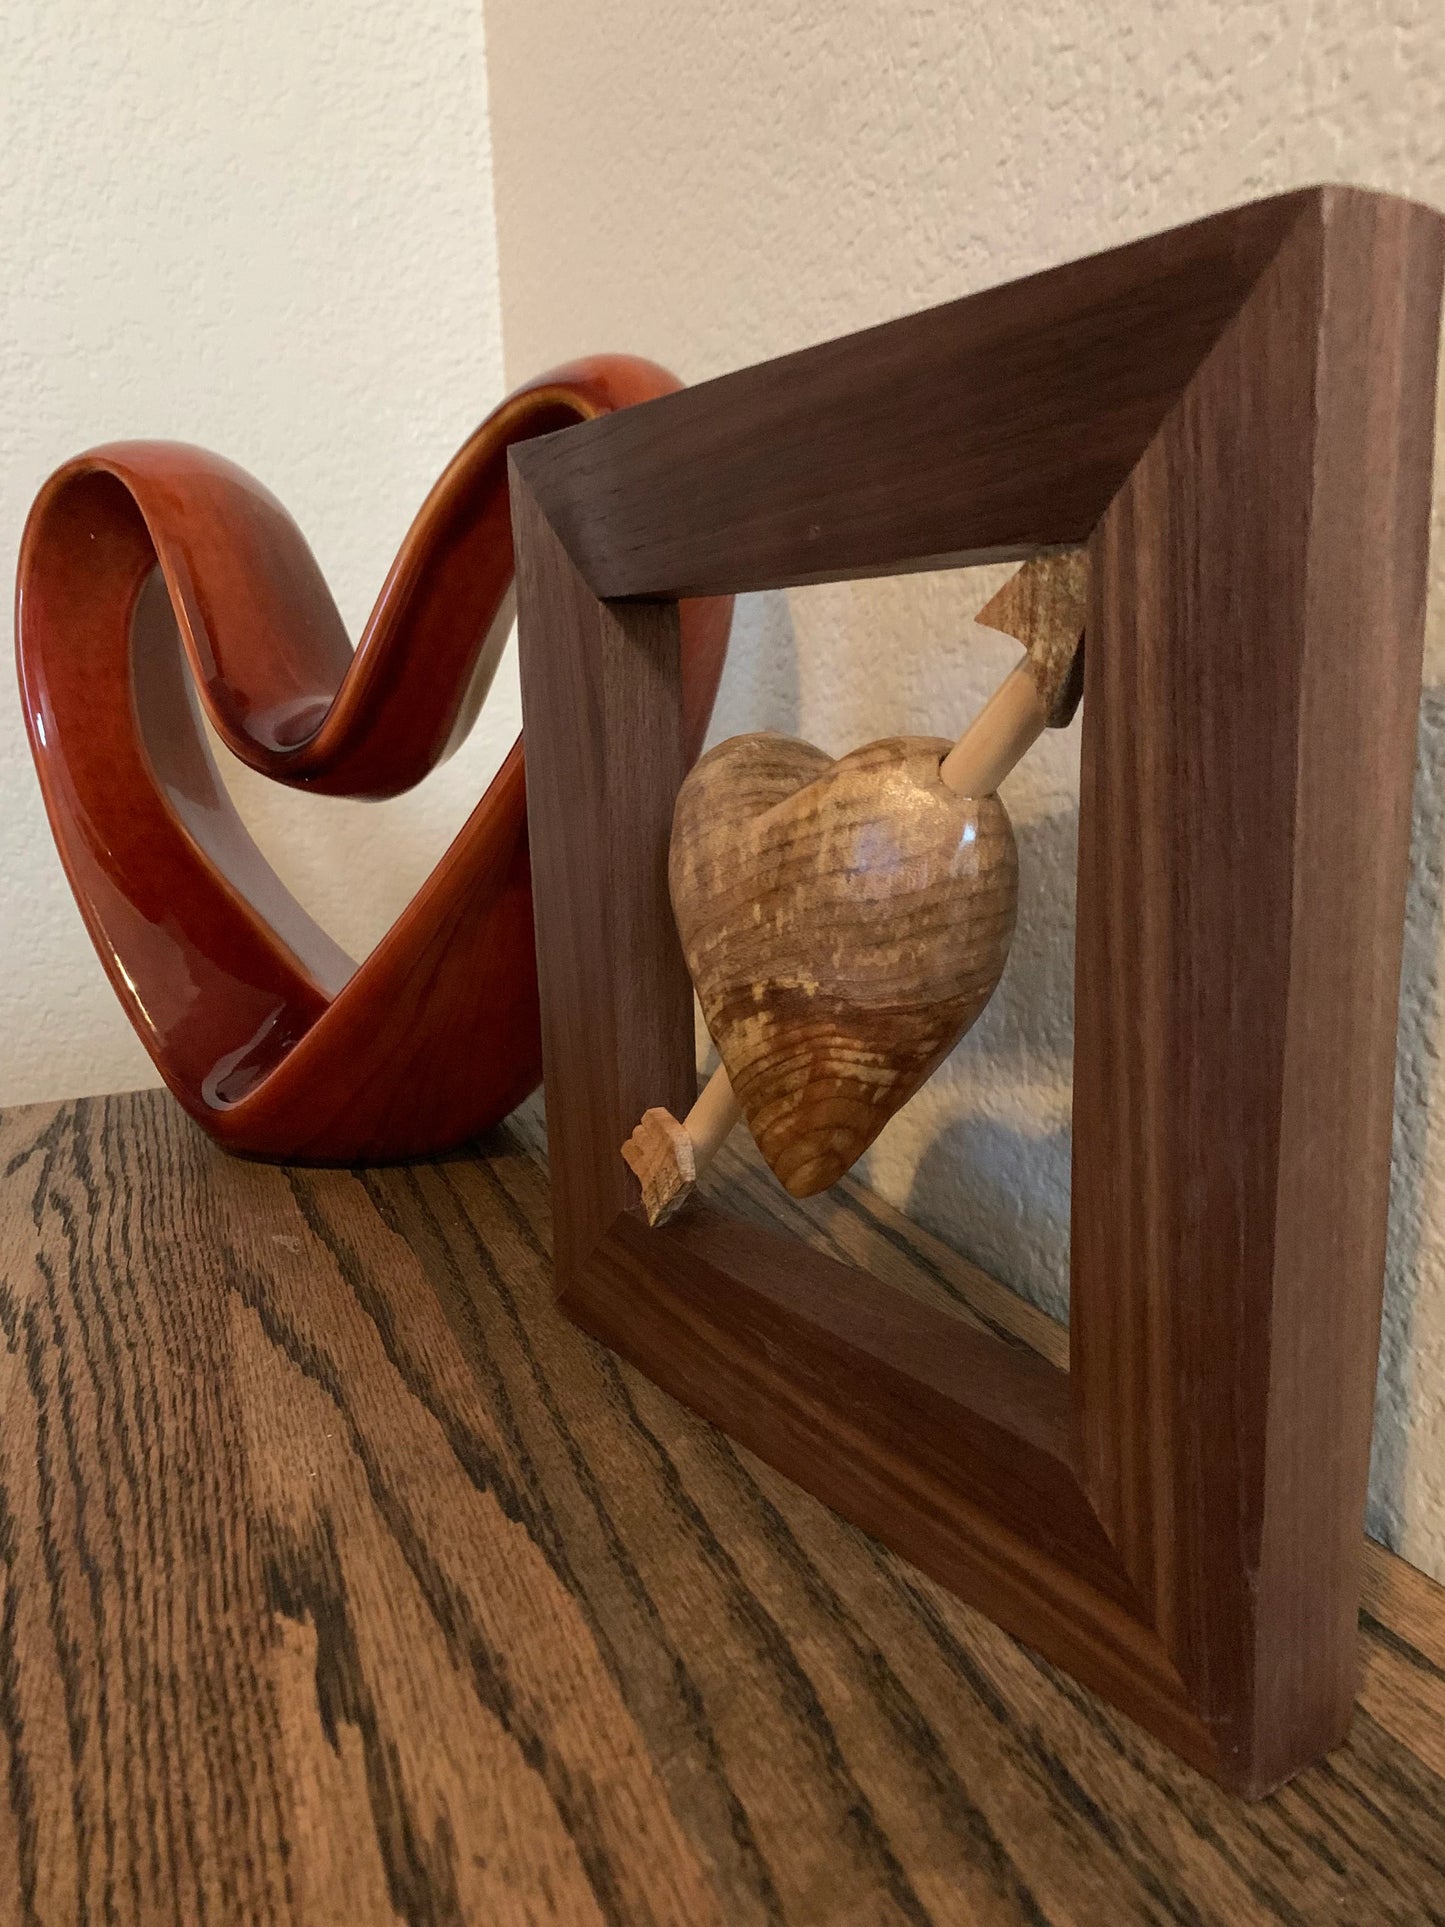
[670,733,1017,1196]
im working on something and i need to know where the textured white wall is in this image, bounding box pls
[483,0,1445,1578]
[0,0,507,1105]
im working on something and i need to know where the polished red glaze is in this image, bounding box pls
[16,358,731,1160]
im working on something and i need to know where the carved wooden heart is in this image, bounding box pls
[670,733,1017,1197]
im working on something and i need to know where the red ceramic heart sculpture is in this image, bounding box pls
[16,357,731,1161]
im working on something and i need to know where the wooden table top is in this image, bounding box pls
[2,1087,1443,1926]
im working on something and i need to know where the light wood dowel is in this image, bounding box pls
[686,1064,745,1161]
[938,663,1048,797]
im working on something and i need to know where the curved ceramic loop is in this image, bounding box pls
[16,357,731,1161]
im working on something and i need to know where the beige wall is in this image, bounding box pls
[0,0,507,1107]
[483,0,1445,1578]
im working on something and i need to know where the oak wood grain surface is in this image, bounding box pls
[2,1087,1443,1925]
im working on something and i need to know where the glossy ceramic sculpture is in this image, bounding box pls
[16,358,731,1161]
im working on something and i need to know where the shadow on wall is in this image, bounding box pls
[1372,681,1445,1554]
[892,795,1078,1328]
[705,591,803,744]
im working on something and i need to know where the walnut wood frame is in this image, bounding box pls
[509,186,1444,1797]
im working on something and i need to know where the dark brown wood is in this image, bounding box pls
[582,1209,1218,1769]
[1074,188,1445,1791]
[511,184,1445,1796]
[2,1092,1445,1923]
[513,193,1313,597]
[510,478,696,1274]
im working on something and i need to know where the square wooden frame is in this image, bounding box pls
[509,187,1444,1796]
